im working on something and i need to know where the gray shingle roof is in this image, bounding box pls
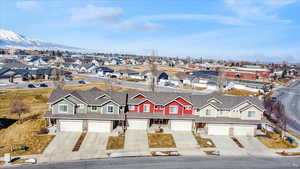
[48,88,264,110]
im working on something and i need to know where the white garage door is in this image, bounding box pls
[127,119,148,130]
[233,126,255,136]
[171,120,193,131]
[60,120,82,132]
[208,124,230,135]
[88,120,112,133]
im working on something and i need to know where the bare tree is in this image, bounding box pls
[104,78,113,94]
[149,56,157,94]
[263,97,288,137]
[216,66,224,93]
[52,57,65,90]
[10,98,30,124]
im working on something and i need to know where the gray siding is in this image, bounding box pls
[52,99,74,114]
[66,95,87,114]
[101,101,119,114]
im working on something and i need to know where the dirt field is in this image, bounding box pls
[107,65,187,75]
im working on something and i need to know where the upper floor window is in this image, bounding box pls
[220,109,224,115]
[143,104,150,112]
[107,105,114,113]
[59,104,68,113]
[170,106,178,114]
[78,104,84,109]
[91,106,97,111]
[206,109,211,116]
[184,105,192,110]
[129,105,135,111]
[248,111,256,118]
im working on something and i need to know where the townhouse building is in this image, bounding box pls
[45,87,265,136]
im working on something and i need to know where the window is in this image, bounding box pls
[58,104,68,113]
[248,111,256,118]
[143,104,150,112]
[107,105,114,113]
[129,105,135,111]
[184,105,192,110]
[78,104,84,109]
[206,109,211,116]
[91,106,97,111]
[220,109,224,115]
[170,106,178,114]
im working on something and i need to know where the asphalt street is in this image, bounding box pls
[0,74,214,94]
[276,80,300,134]
[3,156,300,169]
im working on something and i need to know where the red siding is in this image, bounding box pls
[155,105,164,112]
[128,105,139,112]
[134,94,145,99]
[138,100,154,113]
[164,101,183,116]
[175,97,193,114]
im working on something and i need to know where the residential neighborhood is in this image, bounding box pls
[1,0,300,168]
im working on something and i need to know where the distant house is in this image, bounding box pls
[97,67,114,76]
[79,64,98,73]
[0,68,21,83]
[115,69,143,79]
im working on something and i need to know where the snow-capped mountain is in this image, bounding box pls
[0,29,84,52]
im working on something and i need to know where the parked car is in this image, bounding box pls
[78,80,86,84]
[39,83,48,87]
[27,84,36,88]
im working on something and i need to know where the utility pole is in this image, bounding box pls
[217,66,224,93]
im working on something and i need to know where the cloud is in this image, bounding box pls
[139,14,249,26]
[16,0,40,11]
[71,5,123,23]
[224,0,298,23]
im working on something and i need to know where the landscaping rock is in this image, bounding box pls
[25,158,36,164]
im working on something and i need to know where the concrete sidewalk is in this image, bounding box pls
[39,132,81,163]
[172,131,204,156]
[236,136,277,157]
[124,130,150,156]
[208,136,248,156]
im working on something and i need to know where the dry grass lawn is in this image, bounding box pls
[107,65,187,76]
[148,133,176,148]
[257,132,298,149]
[0,118,55,156]
[0,88,52,119]
[224,89,260,97]
[276,151,300,156]
[106,134,125,150]
[194,136,216,148]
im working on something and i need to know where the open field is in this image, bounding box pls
[224,89,260,96]
[107,65,187,75]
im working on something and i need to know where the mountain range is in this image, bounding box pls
[0,29,84,52]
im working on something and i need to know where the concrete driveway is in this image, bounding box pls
[40,132,81,162]
[124,130,149,156]
[79,132,109,159]
[236,136,276,157]
[208,136,248,156]
[172,131,204,156]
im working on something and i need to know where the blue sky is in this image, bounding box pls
[1,0,300,62]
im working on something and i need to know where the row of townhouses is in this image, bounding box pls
[46,87,266,136]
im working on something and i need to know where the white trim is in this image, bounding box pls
[78,104,84,109]
[107,105,114,113]
[100,100,120,106]
[169,105,178,114]
[95,94,111,100]
[58,104,68,114]
[137,99,155,105]
[143,104,150,112]
[163,97,190,106]
[91,106,98,111]
[130,93,146,99]
[207,98,223,104]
